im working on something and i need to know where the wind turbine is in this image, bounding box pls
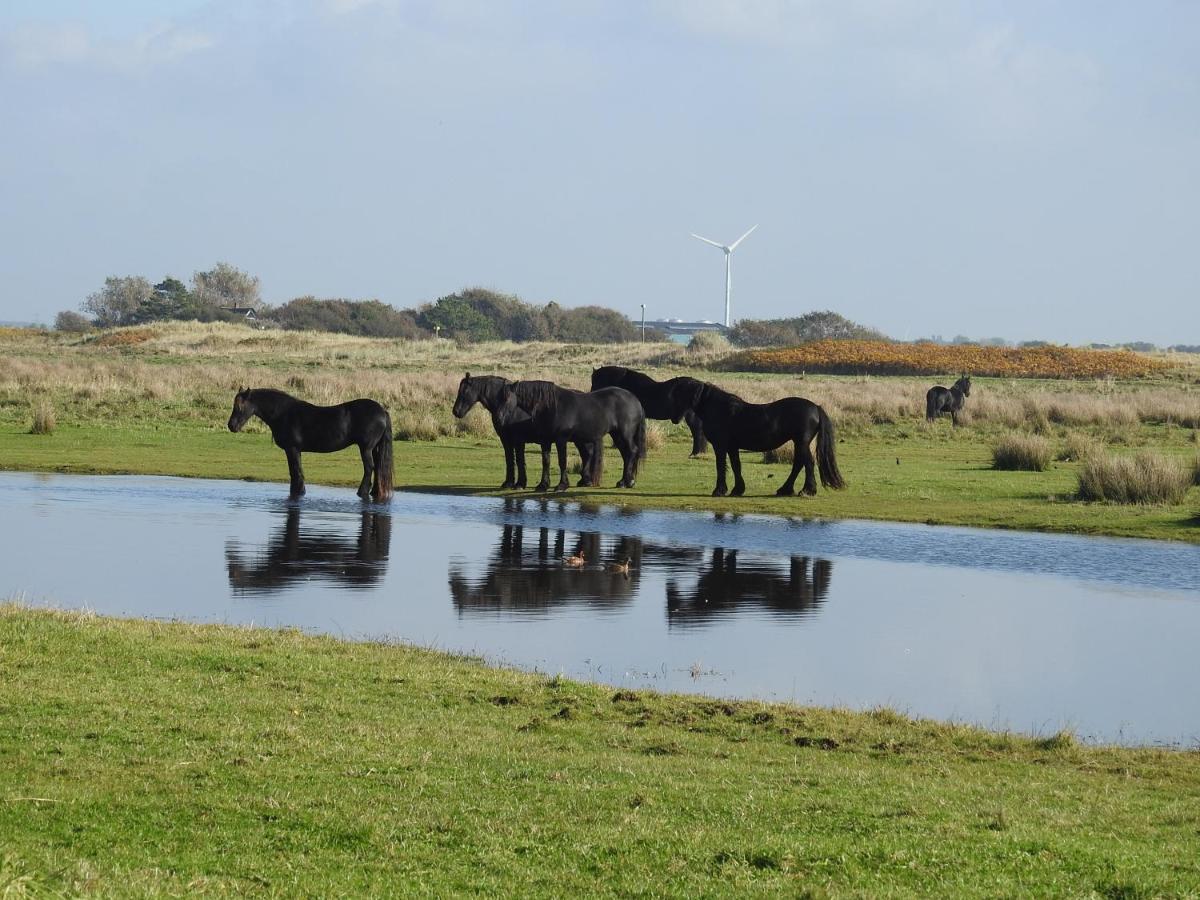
[691,225,757,328]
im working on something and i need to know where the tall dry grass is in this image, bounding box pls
[1077,452,1191,504]
[991,434,1053,471]
[2,322,1198,445]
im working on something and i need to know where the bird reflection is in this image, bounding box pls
[449,524,645,616]
[666,548,832,628]
[225,506,391,595]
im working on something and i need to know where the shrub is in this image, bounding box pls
[54,310,93,333]
[687,331,731,355]
[643,422,666,453]
[992,434,1052,471]
[30,400,55,435]
[1056,432,1103,462]
[1077,451,1191,504]
[762,444,795,465]
[730,311,888,348]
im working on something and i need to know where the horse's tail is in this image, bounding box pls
[374,414,394,502]
[816,405,846,490]
[925,389,937,422]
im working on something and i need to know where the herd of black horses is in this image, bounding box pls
[227,370,972,503]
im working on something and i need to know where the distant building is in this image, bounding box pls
[642,318,728,337]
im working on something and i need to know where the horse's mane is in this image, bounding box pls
[596,366,658,391]
[513,380,564,413]
[469,375,512,404]
[697,380,745,406]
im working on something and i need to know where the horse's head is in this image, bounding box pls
[665,378,706,423]
[452,372,478,419]
[589,366,619,392]
[956,375,971,396]
[228,387,255,432]
[494,382,532,427]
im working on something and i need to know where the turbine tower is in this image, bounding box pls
[691,224,757,328]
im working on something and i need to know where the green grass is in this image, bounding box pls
[2,606,1198,897]
[2,418,1198,542]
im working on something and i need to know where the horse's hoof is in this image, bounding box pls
[775,485,795,497]
[803,486,818,497]
[712,487,728,497]
[515,480,527,489]
[554,484,569,493]
[731,485,746,497]
[500,480,515,490]
[534,484,549,493]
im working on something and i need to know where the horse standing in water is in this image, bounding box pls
[495,381,646,491]
[451,373,595,490]
[664,379,845,498]
[925,375,971,425]
[227,388,394,501]
[590,366,709,455]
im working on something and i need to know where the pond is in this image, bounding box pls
[2,472,1198,746]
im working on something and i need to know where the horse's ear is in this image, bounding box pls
[464,371,470,379]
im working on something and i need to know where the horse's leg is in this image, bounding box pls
[799,437,817,496]
[554,440,570,492]
[729,448,746,496]
[777,441,800,496]
[576,442,592,487]
[534,442,550,492]
[500,437,516,489]
[357,444,373,499]
[515,442,528,489]
[712,447,729,497]
[617,438,636,489]
[285,447,305,498]
[684,409,708,456]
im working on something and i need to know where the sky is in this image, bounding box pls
[1,1,1197,344]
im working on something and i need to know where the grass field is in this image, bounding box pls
[2,322,1198,542]
[2,606,1198,897]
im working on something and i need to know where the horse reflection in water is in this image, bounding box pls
[225,506,391,595]
[449,525,648,616]
[667,548,832,627]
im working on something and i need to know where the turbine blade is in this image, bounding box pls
[728,224,758,252]
[691,233,728,251]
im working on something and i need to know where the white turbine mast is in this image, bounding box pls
[691,224,757,328]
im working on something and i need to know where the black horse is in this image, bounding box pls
[495,381,646,490]
[926,375,971,425]
[452,374,597,490]
[666,548,832,627]
[590,366,708,455]
[227,387,394,501]
[664,380,845,497]
[226,506,391,594]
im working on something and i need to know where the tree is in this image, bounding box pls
[272,297,428,339]
[730,310,888,347]
[81,276,155,328]
[54,310,93,332]
[192,262,261,310]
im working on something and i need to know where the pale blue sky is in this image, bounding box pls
[1,1,1197,343]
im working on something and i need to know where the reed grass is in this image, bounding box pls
[992,434,1053,471]
[28,400,55,435]
[1077,451,1192,504]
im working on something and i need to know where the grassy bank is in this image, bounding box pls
[2,323,1199,542]
[2,606,1198,897]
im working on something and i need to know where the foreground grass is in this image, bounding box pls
[2,322,1199,542]
[2,607,1198,897]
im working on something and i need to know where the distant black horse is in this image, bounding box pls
[590,366,709,455]
[495,381,646,490]
[926,375,971,425]
[665,380,845,497]
[452,373,596,490]
[227,387,394,501]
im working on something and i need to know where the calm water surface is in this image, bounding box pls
[2,472,1197,746]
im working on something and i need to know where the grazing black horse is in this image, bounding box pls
[590,366,709,455]
[452,374,597,490]
[664,380,845,497]
[495,381,646,490]
[926,375,971,425]
[227,387,394,501]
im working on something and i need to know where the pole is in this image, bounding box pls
[640,304,646,343]
[724,253,732,328]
